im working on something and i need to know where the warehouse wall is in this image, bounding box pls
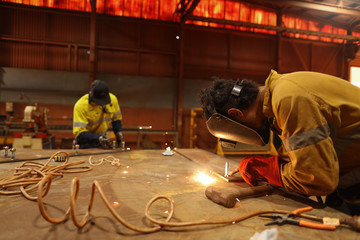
[0,3,353,150]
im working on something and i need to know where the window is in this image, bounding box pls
[350,66,360,88]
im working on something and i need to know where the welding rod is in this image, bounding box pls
[225,162,230,177]
[210,170,229,182]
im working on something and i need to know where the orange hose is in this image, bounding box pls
[0,151,92,200]
[36,175,307,233]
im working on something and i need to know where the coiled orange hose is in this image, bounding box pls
[0,151,92,200]
[36,174,297,233]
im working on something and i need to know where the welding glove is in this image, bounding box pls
[99,135,112,148]
[116,131,124,149]
[239,155,284,187]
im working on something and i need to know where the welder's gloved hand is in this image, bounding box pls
[239,155,285,187]
[116,131,124,149]
[99,135,112,148]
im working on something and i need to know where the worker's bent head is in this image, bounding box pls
[199,78,269,146]
[90,80,111,106]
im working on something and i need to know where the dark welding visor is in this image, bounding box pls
[206,113,267,146]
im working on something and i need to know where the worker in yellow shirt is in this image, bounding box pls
[199,70,360,215]
[73,80,124,149]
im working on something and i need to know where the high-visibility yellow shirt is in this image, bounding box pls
[263,70,360,196]
[73,93,122,138]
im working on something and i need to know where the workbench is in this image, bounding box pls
[0,148,358,239]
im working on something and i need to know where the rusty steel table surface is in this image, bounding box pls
[0,148,359,240]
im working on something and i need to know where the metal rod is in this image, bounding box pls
[225,162,230,177]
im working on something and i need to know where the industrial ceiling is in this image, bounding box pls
[2,0,360,40]
[178,0,360,41]
[235,0,360,33]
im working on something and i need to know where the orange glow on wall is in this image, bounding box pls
[224,0,239,30]
[1,0,357,43]
[282,14,347,43]
[353,32,360,38]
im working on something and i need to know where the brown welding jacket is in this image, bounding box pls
[263,70,360,196]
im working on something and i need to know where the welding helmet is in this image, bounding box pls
[205,81,269,147]
[206,113,268,147]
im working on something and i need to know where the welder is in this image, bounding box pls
[73,80,124,149]
[199,70,360,215]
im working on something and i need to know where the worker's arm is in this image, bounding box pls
[109,94,122,135]
[113,120,124,146]
[238,155,285,187]
[112,120,122,133]
[275,92,339,196]
[73,99,93,138]
[109,94,122,123]
[73,101,87,139]
[110,94,124,146]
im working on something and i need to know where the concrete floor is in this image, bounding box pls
[0,148,359,239]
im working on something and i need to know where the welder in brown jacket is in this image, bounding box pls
[200,70,360,215]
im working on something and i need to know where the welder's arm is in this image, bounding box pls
[112,120,122,135]
[281,141,338,196]
[235,155,285,187]
[111,96,124,147]
[274,94,339,196]
[112,120,124,147]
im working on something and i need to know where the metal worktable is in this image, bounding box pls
[0,148,358,239]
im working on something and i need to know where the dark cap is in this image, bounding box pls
[90,80,111,106]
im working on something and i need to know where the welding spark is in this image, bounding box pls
[192,171,216,186]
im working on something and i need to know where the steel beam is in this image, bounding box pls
[187,15,360,41]
[231,0,360,17]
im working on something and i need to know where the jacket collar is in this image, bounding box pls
[263,69,282,118]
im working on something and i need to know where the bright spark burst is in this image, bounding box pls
[192,171,216,186]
